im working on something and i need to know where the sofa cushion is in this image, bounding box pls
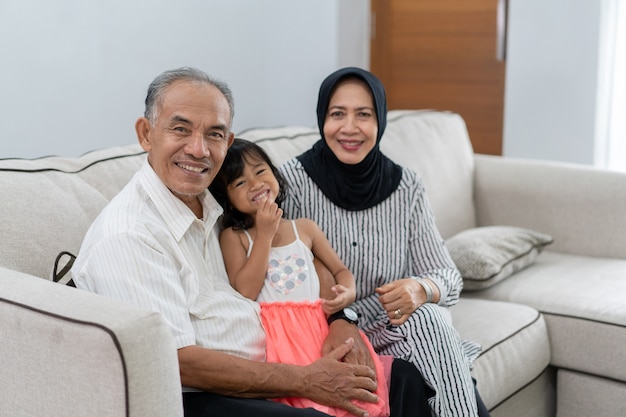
[556,369,626,417]
[0,144,145,279]
[239,110,477,238]
[451,298,551,409]
[463,251,626,383]
[237,125,319,167]
[446,226,554,291]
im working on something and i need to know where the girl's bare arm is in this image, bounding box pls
[299,218,356,312]
[219,228,269,300]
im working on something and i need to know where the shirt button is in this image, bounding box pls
[352,242,357,247]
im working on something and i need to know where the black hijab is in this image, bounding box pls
[297,67,402,211]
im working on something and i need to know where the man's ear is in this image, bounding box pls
[227,132,235,148]
[135,117,152,151]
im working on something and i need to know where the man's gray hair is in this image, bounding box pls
[144,67,235,127]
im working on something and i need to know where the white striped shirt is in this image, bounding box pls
[72,159,265,362]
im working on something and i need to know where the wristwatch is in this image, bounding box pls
[327,307,359,325]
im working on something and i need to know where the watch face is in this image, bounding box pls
[344,308,358,321]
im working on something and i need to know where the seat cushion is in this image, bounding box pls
[450,298,550,409]
[463,251,626,382]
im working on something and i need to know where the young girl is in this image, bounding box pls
[210,138,389,417]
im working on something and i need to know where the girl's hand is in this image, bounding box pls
[321,284,356,315]
[375,278,424,326]
[255,193,282,242]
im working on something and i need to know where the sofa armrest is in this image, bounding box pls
[474,154,626,258]
[0,267,183,417]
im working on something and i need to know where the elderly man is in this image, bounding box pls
[72,67,428,417]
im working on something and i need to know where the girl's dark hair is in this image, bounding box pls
[209,138,288,230]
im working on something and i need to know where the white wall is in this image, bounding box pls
[502,0,612,166]
[0,0,369,158]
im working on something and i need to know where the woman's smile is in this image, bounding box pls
[337,139,365,151]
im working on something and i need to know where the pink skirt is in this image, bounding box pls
[260,300,390,417]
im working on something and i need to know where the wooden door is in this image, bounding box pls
[370,0,505,155]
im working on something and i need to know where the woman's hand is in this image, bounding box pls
[375,278,430,326]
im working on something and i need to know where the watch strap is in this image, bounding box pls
[327,308,358,325]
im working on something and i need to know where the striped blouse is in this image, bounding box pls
[279,158,464,326]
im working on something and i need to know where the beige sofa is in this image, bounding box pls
[1,110,625,417]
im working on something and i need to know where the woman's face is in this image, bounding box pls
[323,78,378,165]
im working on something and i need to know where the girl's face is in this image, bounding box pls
[323,78,378,165]
[226,155,280,216]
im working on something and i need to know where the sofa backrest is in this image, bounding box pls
[240,110,477,239]
[0,110,476,280]
[0,145,146,279]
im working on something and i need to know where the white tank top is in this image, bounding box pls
[243,220,321,303]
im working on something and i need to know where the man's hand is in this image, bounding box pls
[179,341,374,417]
[322,319,376,371]
[306,338,378,417]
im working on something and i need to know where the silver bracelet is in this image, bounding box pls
[416,278,434,303]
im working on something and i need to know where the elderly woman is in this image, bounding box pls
[279,67,489,417]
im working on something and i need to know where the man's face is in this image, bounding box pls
[136,80,234,211]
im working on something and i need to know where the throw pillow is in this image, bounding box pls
[446,226,554,291]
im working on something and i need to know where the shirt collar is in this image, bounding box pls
[139,160,223,241]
